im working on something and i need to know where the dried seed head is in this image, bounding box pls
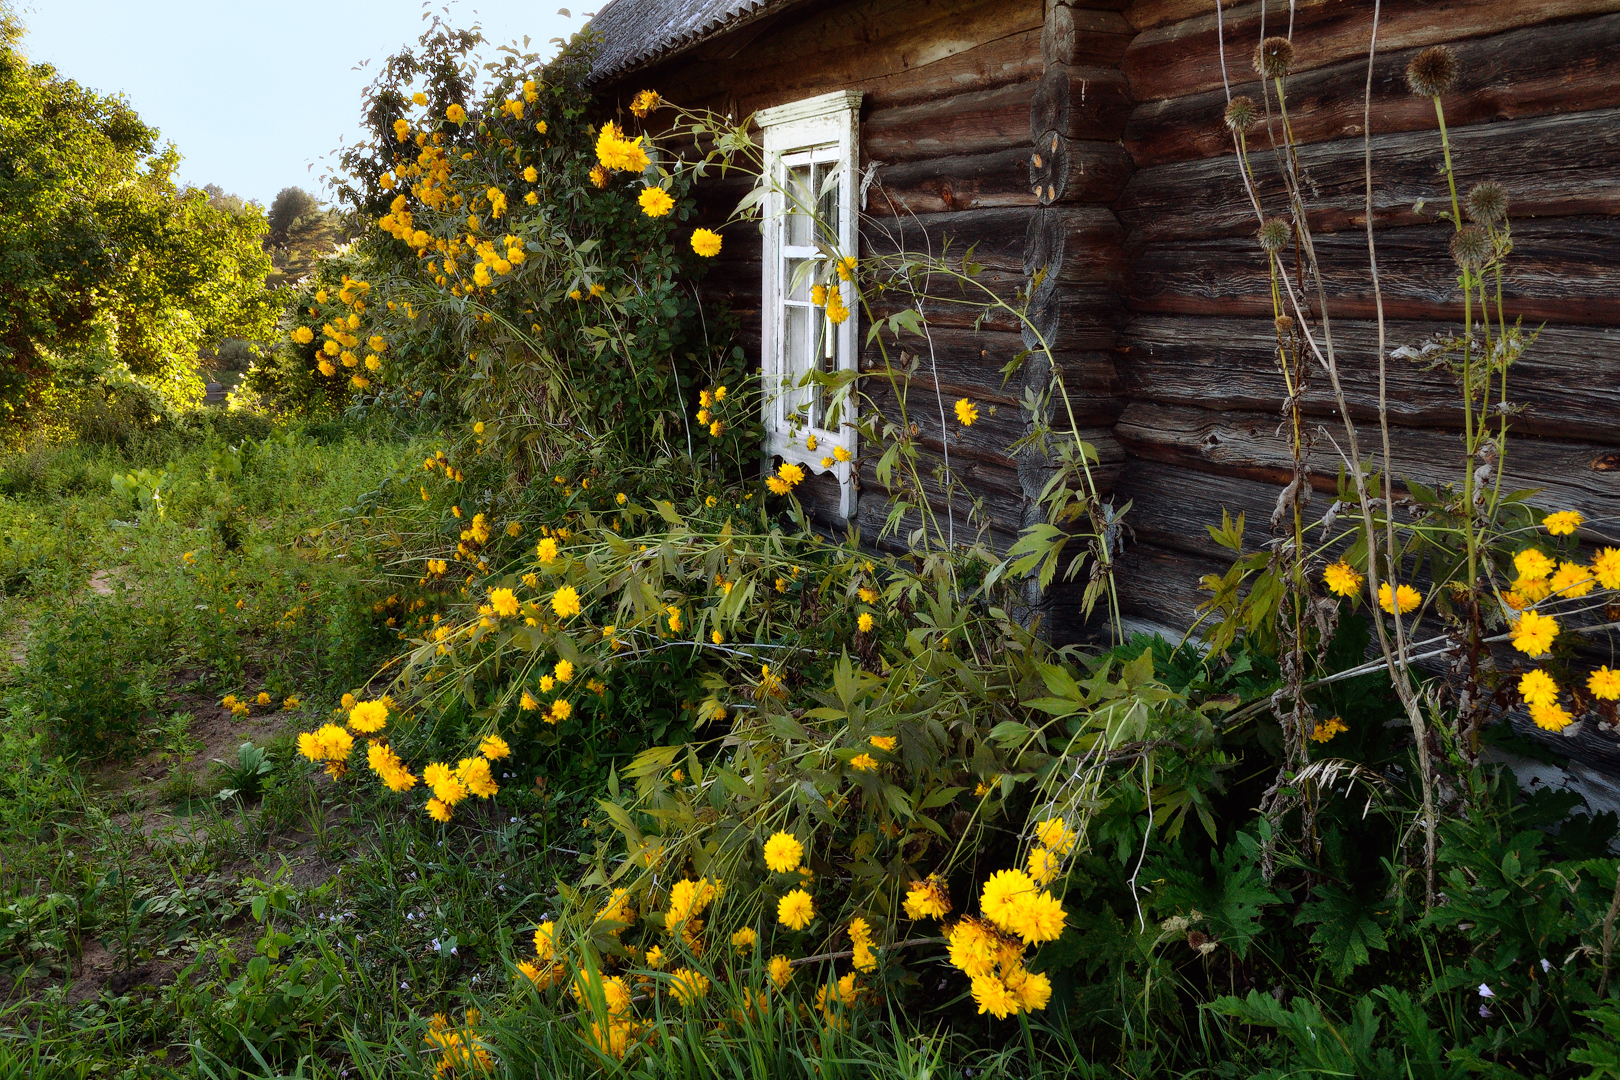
[1406,45,1458,97]
[1465,181,1508,225]
[1224,95,1259,134]
[1451,224,1490,269]
[1274,315,1295,335]
[1253,37,1295,80]
[1258,218,1292,254]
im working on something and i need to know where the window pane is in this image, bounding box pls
[784,258,812,303]
[814,161,839,246]
[783,304,812,424]
[786,164,815,248]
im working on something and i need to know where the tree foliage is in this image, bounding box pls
[0,8,276,423]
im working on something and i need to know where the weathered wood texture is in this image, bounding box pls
[1121,110,1620,242]
[1114,402,1620,521]
[1124,13,1620,166]
[1120,317,1620,444]
[617,0,1045,115]
[1122,0,1620,100]
[861,327,1122,410]
[1130,217,1620,324]
[867,139,1133,216]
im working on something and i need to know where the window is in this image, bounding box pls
[757,91,862,519]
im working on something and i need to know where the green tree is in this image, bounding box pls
[0,6,276,422]
[267,186,318,241]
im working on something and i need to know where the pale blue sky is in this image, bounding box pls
[14,1,590,208]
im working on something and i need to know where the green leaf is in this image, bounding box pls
[1297,883,1389,980]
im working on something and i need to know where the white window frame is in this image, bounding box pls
[757,90,862,520]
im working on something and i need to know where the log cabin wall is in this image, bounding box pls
[593,0,1620,652]
[1107,0,1620,636]
[595,0,1136,638]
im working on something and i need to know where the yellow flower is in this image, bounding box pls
[291,325,315,344]
[550,585,582,618]
[520,690,540,711]
[1589,666,1620,702]
[904,875,952,920]
[954,398,979,426]
[731,927,757,953]
[1310,716,1348,743]
[1514,548,1556,581]
[426,798,452,822]
[1027,847,1062,886]
[1510,609,1559,656]
[777,462,805,487]
[870,735,896,751]
[850,752,879,772]
[1377,582,1422,614]
[638,186,675,217]
[630,89,660,117]
[1519,669,1559,708]
[534,921,557,961]
[445,103,467,124]
[489,587,520,618]
[857,612,875,633]
[971,974,1018,1019]
[1033,818,1076,855]
[458,755,499,798]
[669,966,709,1007]
[1322,561,1363,598]
[1544,510,1584,536]
[1005,965,1052,1012]
[1550,561,1594,599]
[836,255,858,281]
[283,695,301,710]
[763,831,804,873]
[778,889,815,930]
[666,606,682,633]
[348,699,389,733]
[980,869,1037,930]
[1512,574,1552,604]
[833,445,852,463]
[691,228,722,256]
[1529,700,1574,732]
[1594,548,1620,590]
[392,118,410,141]
[548,699,573,724]
[857,587,878,604]
[769,954,794,989]
[479,735,511,759]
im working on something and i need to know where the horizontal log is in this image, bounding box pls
[861,327,1121,408]
[855,469,1024,555]
[1043,4,1135,66]
[1119,315,1620,443]
[1110,537,1229,634]
[864,379,1127,475]
[868,147,1043,216]
[626,0,1044,114]
[865,81,1039,162]
[1113,458,1298,560]
[1118,109,1620,241]
[1029,64,1134,142]
[1128,217,1620,325]
[1123,0,1620,104]
[1123,13,1620,167]
[1122,0,1237,33]
[865,140,1131,216]
[1114,402,1620,521]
